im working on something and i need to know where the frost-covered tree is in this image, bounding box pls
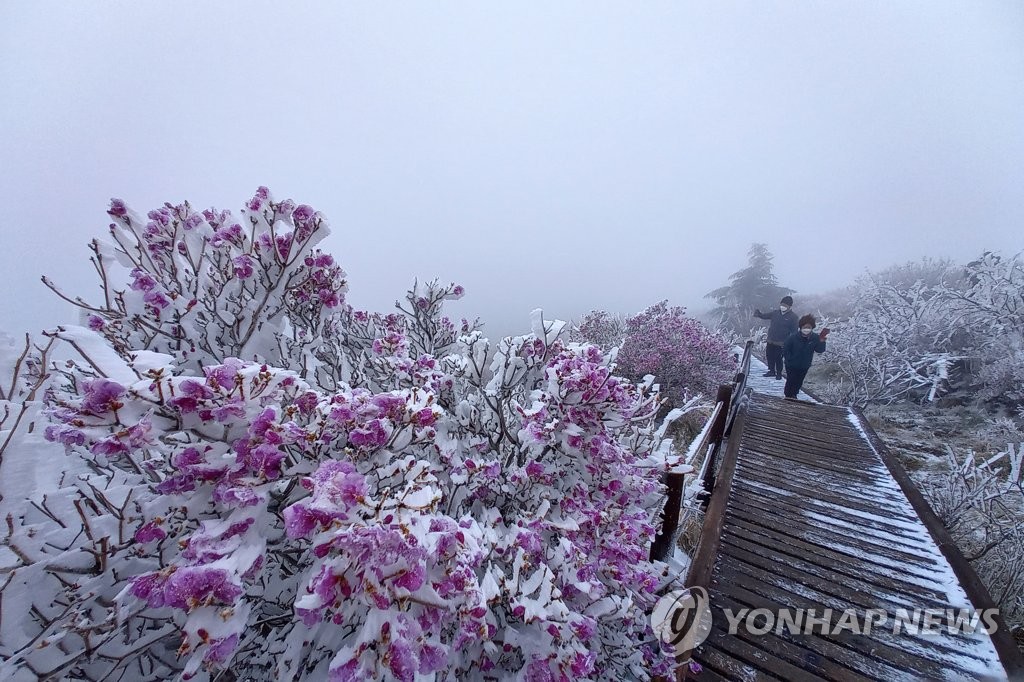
[816,274,963,406]
[922,443,1024,633]
[42,189,351,383]
[704,243,793,336]
[944,251,1024,404]
[816,253,1024,407]
[1,189,684,681]
[0,333,56,477]
[571,310,625,350]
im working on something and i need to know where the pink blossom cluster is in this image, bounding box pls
[53,188,345,375]
[288,251,348,310]
[614,301,736,404]
[35,191,683,681]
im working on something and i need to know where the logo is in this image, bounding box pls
[721,606,1000,636]
[650,587,713,656]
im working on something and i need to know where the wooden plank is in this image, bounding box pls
[715,562,994,678]
[701,624,830,682]
[726,484,934,556]
[726,491,941,568]
[729,479,935,551]
[737,450,881,484]
[736,441,881,480]
[707,590,912,681]
[705,581,928,681]
[848,407,1024,679]
[686,409,747,590]
[693,641,784,681]
[724,506,939,580]
[742,427,875,457]
[733,458,913,512]
[718,538,952,614]
[731,477,916,533]
[731,473,922,533]
[719,522,950,605]
[744,421,866,449]
[651,469,688,562]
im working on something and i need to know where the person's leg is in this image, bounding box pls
[763,343,776,376]
[768,345,783,378]
[785,367,808,398]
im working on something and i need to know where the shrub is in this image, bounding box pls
[1,190,678,681]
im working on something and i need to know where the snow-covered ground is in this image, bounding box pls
[743,350,818,402]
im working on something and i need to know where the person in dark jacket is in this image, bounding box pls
[753,296,798,380]
[782,314,829,399]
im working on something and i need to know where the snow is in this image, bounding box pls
[829,409,1005,675]
[52,325,139,384]
[679,402,720,467]
[663,548,691,581]
[129,350,176,376]
[0,414,75,518]
[529,309,566,347]
[742,351,818,402]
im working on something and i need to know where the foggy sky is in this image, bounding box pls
[2,2,1022,339]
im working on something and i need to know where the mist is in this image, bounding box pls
[2,2,1022,340]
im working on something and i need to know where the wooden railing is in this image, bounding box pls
[648,340,753,562]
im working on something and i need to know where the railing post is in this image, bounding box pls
[701,384,733,495]
[706,384,732,444]
[650,382,736,561]
[649,469,686,562]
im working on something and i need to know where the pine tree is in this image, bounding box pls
[705,243,794,335]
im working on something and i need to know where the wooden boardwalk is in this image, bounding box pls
[685,391,1023,681]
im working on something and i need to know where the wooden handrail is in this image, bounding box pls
[649,339,754,562]
[726,340,754,434]
[699,385,732,494]
[650,400,724,562]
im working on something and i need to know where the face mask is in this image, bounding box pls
[800,328,813,335]
[780,306,789,312]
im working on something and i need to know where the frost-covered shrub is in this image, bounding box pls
[819,273,965,406]
[614,302,735,406]
[572,310,624,350]
[817,253,1024,408]
[1,190,680,681]
[921,444,1024,632]
[975,347,1024,404]
[43,189,347,377]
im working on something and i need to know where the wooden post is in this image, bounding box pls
[701,384,733,494]
[649,470,686,562]
[706,384,732,445]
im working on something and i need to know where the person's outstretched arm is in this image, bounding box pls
[753,309,772,320]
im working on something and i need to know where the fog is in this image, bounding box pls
[2,2,1022,339]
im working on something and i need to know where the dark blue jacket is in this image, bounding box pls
[783,331,826,371]
[755,308,799,344]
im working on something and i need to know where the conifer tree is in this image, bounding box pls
[705,243,794,335]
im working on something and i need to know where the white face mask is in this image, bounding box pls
[780,306,789,312]
[800,328,813,335]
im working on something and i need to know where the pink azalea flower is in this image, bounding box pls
[134,521,167,544]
